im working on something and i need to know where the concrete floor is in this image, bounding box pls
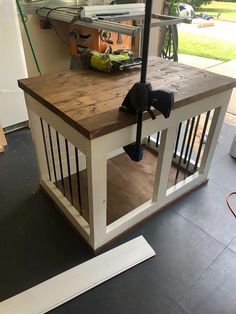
[0,127,236,314]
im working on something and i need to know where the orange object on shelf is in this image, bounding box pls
[69,20,133,55]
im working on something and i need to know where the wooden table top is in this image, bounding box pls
[18,57,236,139]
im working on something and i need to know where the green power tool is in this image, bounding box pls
[81,49,142,73]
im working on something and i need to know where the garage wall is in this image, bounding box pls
[20,0,165,77]
[0,0,28,128]
[20,17,72,77]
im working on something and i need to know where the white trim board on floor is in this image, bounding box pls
[0,236,155,314]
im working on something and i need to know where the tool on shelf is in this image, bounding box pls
[80,48,142,72]
[120,0,174,162]
[21,2,187,62]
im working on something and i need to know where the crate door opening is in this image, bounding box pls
[106,146,158,226]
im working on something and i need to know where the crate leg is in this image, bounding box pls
[87,153,107,250]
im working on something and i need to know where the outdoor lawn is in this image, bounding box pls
[178,1,236,61]
[200,1,236,22]
[179,32,236,61]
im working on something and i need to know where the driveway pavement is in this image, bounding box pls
[178,54,222,69]
[207,59,236,116]
[179,19,236,44]
[179,54,236,125]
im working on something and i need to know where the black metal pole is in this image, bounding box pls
[56,131,65,195]
[175,120,190,184]
[140,0,153,84]
[48,125,58,188]
[184,117,195,164]
[136,113,143,148]
[156,132,160,147]
[136,0,153,149]
[40,118,51,181]
[185,114,201,176]
[174,123,182,158]
[194,111,211,172]
[65,139,73,205]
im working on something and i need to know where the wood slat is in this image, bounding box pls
[0,236,155,314]
[18,57,236,139]
[0,124,7,153]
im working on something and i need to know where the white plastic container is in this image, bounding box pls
[230,132,236,158]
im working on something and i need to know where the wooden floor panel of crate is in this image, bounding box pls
[57,147,185,225]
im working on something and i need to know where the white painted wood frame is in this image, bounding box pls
[0,236,155,314]
[24,89,233,250]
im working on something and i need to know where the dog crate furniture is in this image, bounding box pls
[18,57,236,251]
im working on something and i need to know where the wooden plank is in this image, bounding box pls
[0,236,155,314]
[152,126,179,203]
[0,124,7,153]
[200,96,231,176]
[0,124,7,147]
[18,57,236,139]
[86,153,107,249]
[56,147,186,226]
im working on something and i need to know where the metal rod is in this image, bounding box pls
[135,0,153,152]
[171,24,178,62]
[140,0,153,83]
[48,124,58,187]
[136,112,143,148]
[184,117,195,164]
[174,123,182,158]
[40,118,51,181]
[75,147,82,211]
[37,9,139,36]
[156,132,160,147]
[175,120,190,184]
[167,26,172,59]
[65,139,73,205]
[194,111,211,172]
[56,131,65,195]
[185,115,201,175]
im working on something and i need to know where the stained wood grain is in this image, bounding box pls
[58,147,185,225]
[18,57,236,139]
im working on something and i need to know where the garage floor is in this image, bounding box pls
[0,125,236,314]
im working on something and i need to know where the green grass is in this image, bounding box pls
[179,32,236,61]
[199,1,236,22]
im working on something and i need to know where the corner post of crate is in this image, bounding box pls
[152,124,178,204]
[199,90,233,177]
[25,96,49,183]
[87,139,108,250]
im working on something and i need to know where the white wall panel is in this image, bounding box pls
[0,0,28,128]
